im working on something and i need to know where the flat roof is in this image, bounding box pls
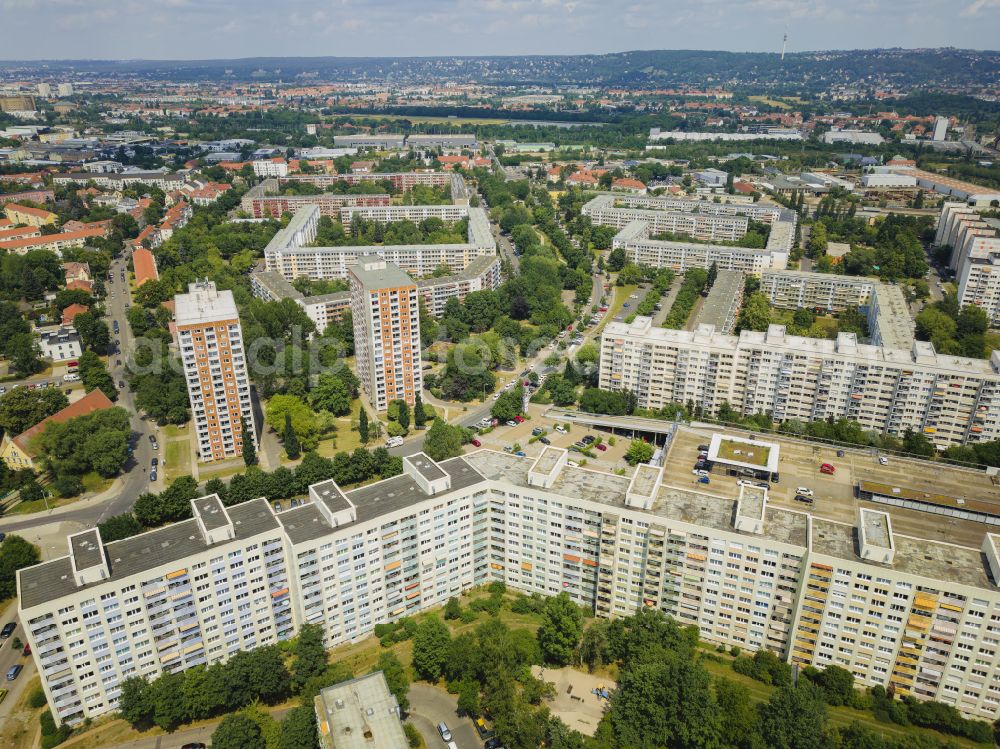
[737,485,767,521]
[20,499,279,610]
[70,529,104,571]
[349,257,414,291]
[316,672,407,749]
[407,452,447,482]
[861,508,892,549]
[311,479,353,514]
[531,446,563,476]
[630,463,661,498]
[174,281,239,327]
[193,494,230,531]
[858,479,1000,520]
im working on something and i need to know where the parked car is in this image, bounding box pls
[6,665,22,681]
[698,476,710,484]
[0,622,16,639]
[819,463,836,475]
[582,435,595,444]
[796,487,814,497]
[149,470,157,482]
[505,420,517,427]
[596,443,607,451]
[514,415,525,423]
[151,458,158,467]
[554,426,567,434]
[697,444,710,452]
[539,437,551,445]
[692,469,709,477]
[878,456,889,465]
[794,494,814,504]
[438,722,452,742]
[515,451,526,457]
[180,744,207,749]
[470,439,482,447]
[531,427,544,436]
[22,643,30,656]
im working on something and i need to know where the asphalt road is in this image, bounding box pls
[408,683,479,749]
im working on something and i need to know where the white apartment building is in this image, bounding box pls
[583,193,795,272]
[264,206,496,281]
[600,317,1000,447]
[25,446,1000,726]
[174,282,255,462]
[252,159,289,178]
[339,204,469,224]
[759,270,914,350]
[349,257,422,411]
[583,194,749,242]
[586,194,786,223]
[251,255,500,334]
[36,327,82,362]
[936,203,1000,325]
[612,221,789,274]
[18,495,292,725]
[52,172,185,191]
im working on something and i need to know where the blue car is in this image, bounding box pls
[515,451,526,457]
[698,476,710,484]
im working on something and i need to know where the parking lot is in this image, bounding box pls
[665,426,1000,548]
[469,403,637,471]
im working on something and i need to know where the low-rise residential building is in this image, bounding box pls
[37,327,82,361]
[315,673,406,749]
[61,303,89,326]
[0,189,54,206]
[132,248,159,287]
[0,390,113,471]
[4,202,57,227]
[0,227,106,255]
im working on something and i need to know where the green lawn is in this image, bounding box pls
[164,438,191,483]
[717,438,771,467]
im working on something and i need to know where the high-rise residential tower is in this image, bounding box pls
[174,281,255,461]
[349,256,421,411]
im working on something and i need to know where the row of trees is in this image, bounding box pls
[100,447,404,539]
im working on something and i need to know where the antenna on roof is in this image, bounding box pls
[781,28,788,61]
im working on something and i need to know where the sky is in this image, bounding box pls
[1,0,999,60]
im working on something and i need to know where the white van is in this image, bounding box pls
[63,373,80,382]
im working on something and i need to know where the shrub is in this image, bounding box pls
[28,686,47,709]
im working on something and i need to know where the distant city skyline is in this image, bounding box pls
[1,0,998,60]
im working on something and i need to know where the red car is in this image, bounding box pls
[22,644,30,656]
[819,463,836,475]
[470,439,482,447]
[514,415,525,423]
[596,444,607,451]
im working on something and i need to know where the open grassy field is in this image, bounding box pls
[164,437,191,482]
